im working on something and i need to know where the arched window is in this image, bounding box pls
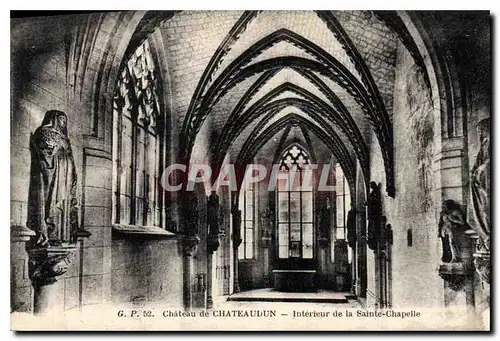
[112,40,164,228]
[276,145,314,259]
[238,183,255,260]
[331,163,351,262]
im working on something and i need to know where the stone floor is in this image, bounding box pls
[225,288,354,303]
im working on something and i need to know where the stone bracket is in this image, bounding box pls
[28,244,77,287]
[207,234,220,254]
[259,236,272,248]
[438,262,473,291]
[182,235,201,257]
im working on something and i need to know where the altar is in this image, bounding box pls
[272,269,317,292]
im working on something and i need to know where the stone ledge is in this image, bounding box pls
[11,225,36,242]
[112,224,180,239]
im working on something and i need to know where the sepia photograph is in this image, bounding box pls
[9,9,491,331]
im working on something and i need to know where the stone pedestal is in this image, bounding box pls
[28,244,77,315]
[439,261,477,328]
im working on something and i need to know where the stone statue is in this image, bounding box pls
[438,200,469,263]
[207,192,220,253]
[231,205,242,248]
[470,118,491,284]
[346,208,357,248]
[260,207,273,239]
[470,118,490,250]
[207,192,220,236]
[366,181,382,250]
[27,110,78,248]
[318,203,330,240]
[183,191,200,237]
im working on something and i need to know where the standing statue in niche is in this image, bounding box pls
[260,207,273,240]
[207,192,220,253]
[27,110,79,248]
[438,200,470,263]
[207,192,220,236]
[231,205,242,248]
[470,118,490,250]
[346,208,357,248]
[366,182,382,250]
[318,202,331,240]
[183,191,200,236]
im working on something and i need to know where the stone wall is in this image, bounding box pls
[365,42,442,308]
[10,13,184,314]
[11,16,90,312]
[111,238,183,307]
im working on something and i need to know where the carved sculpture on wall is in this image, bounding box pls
[231,205,242,249]
[27,110,79,247]
[438,200,470,263]
[182,191,201,256]
[437,200,475,292]
[366,181,382,250]
[260,206,273,248]
[207,192,220,253]
[25,111,90,306]
[470,118,491,283]
[183,191,200,237]
[318,202,331,240]
[471,119,490,246]
[346,208,357,248]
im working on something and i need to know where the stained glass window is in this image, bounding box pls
[279,145,310,171]
[277,145,314,259]
[112,40,164,228]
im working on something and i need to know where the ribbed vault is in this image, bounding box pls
[170,10,428,198]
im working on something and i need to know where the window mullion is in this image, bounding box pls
[288,172,291,259]
[299,171,303,259]
[114,107,123,224]
[129,109,138,225]
[158,118,164,229]
[244,189,247,259]
[142,123,149,226]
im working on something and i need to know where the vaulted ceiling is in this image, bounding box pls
[160,10,406,196]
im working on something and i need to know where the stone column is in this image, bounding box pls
[11,225,36,312]
[182,236,200,311]
[207,234,220,309]
[350,244,357,296]
[260,235,272,287]
[206,253,214,309]
[231,207,242,293]
[206,192,221,308]
[317,237,328,288]
[356,214,367,298]
[232,250,240,293]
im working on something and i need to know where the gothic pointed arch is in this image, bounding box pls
[216,95,369,185]
[235,114,356,199]
[180,28,394,196]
